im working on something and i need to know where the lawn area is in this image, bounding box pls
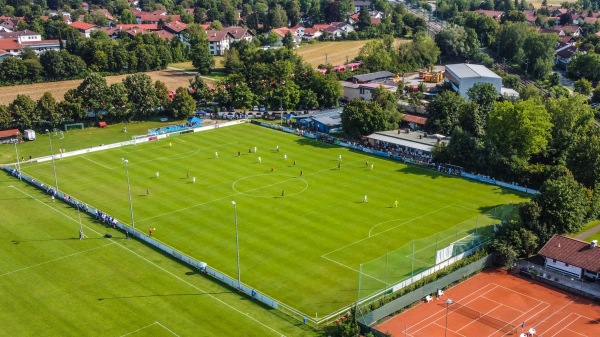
[575,219,600,242]
[0,172,315,336]
[16,122,528,317]
[296,39,410,68]
[0,121,191,164]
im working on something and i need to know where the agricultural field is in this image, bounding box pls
[13,122,528,318]
[0,69,195,104]
[0,170,315,336]
[296,39,410,68]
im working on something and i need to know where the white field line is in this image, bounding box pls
[80,156,115,170]
[325,204,456,259]
[0,242,116,278]
[9,185,286,336]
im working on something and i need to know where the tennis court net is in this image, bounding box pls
[451,302,517,334]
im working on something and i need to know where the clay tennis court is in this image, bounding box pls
[375,269,600,336]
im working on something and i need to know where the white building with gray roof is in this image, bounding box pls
[444,64,502,98]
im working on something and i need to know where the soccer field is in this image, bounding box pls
[16,123,528,317]
[0,174,315,336]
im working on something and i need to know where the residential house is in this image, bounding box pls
[353,0,371,14]
[301,27,322,41]
[270,27,302,45]
[539,25,582,37]
[0,30,61,56]
[206,30,234,55]
[134,10,181,24]
[163,21,187,41]
[342,82,396,101]
[0,17,20,32]
[81,2,89,11]
[69,21,98,38]
[523,9,536,24]
[538,235,600,280]
[221,26,254,43]
[474,10,505,21]
[101,24,160,39]
[91,9,115,26]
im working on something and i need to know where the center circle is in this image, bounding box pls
[232,174,308,198]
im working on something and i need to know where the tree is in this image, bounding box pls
[9,94,37,129]
[358,40,394,72]
[435,26,479,61]
[534,171,591,238]
[0,104,11,129]
[123,73,159,120]
[502,74,520,89]
[467,83,498,116]
[189,73,211,103]
[425,90,466,135]
[546,95,595,165]
[357,6,371,30]
[311,72,343,108]
[155,80,170,108]
[286,0,302,26]
[75,73,108,120]
[36,92,61,128]
[341,99,387,137]
[188,25,214,75]
[170,86,196,119]
[573,78,593,95]
[106,82,129,121]
[282,31,295,49]
[486,100,552,161]
[268,4,288,29]
[568,126,600,189]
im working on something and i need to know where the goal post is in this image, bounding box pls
[64,123,84,131]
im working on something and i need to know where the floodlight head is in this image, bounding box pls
[446,299,453,305]
[231,201,236,205]
[45,129,49,132]
[121,158,128,163]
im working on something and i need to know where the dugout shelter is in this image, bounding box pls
[0,129,20,144]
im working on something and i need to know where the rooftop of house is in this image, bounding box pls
[538,235,600,273]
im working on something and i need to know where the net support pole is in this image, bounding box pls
[411,240,415,282]
[384,253,388,297]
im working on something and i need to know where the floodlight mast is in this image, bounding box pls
[45,129,59,192]
[121,158,135,232]
[231,200,241,290]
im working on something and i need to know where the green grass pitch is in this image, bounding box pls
[0,174,315,336]
[15,123,528,317]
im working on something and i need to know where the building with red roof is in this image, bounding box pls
[69,21,97,37]
[538,235,600,280]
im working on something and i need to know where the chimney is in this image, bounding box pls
[591,240,598,248]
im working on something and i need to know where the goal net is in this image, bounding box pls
[64,123,84,131]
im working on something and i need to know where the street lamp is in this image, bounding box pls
[445,299,453,337]
[231,200,241,290]
[12,139,21,180]
[121,158,135,232]
[45,129,59,192]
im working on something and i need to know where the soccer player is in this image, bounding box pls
[370,164,374,170]
[293,160,296,166]
[146,189,150,195]
[192,177,196,183]
[79,229,84,240]
[276,145,279,152]
[238,151,241,157]
[215,151,218,158]
[187,171,190,179]
[148,227,153,236]
[284,154,287,160]
[281,190,285,198]
[300,170,303,177]
[338,162,341,170]
[339,154,342,161]
[394,200,399,208]
[364,195,368,203]
[248,148,252,154]
[156,171,159,178]
[366,161,369,167]
[169,142,172,147]
[254,146,257,153]
[258,157,262,163]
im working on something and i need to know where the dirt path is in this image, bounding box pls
[575,223,600,240]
